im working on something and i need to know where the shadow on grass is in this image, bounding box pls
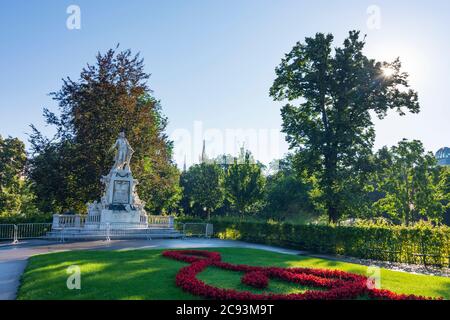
[18,250,198,300]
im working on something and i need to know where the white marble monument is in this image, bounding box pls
[84,132,148,229]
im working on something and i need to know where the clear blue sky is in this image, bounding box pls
[0,0,449,168]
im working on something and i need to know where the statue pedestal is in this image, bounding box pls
[86,166,148,229]
[99,209,146,229]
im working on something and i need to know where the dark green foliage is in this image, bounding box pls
[373,140,444,225]
[263,155,319,220]
[180,149,266,218]
[27,140,83,213]
[224,150,265,215]
[180,163,224,219]
[28,48,180,214]
[0,135,39,217]
[437,167,450,226]
[0,213,52,224]
[270,31,419,223]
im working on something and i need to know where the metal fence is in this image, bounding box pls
[17,223,52,239]
[0,222,214,243]
[0,224,16,241]
[45,223,161,242]
[180,223,214,238]
[0,223,52,243]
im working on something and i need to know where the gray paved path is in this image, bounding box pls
[0,260,27,300]
[0,238,304,300]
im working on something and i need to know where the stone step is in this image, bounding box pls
[45,231,183,240]
[48,228,179,234]
[45,226,183,240]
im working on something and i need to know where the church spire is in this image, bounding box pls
[200,139,206,164]
[183,154,187,172]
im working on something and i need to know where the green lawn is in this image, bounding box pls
[17,248,450,300]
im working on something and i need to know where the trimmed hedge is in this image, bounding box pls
[0,214,53,225]
[211,220,450,267]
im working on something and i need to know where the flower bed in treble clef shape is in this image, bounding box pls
[162,249,440,300]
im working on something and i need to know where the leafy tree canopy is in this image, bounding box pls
[224,150,265,216]
[29,47,180,214]
[373,139,444,225]
[270,31,419,223]
[263,154,320,221]
[180,163,224,219]
[0,135,38,217]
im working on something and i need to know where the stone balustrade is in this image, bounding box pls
[87,214,101,224]
[52,214,86,229]
[53,214,174,229]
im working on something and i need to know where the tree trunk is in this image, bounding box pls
[324,148,339,223]
[328,205,338,224]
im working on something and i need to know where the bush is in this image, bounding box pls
[211,220,450,267]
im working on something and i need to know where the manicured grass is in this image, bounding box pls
[17,248,450,300]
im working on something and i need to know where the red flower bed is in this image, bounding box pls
[162,249,440,300]
[242,271,269,289]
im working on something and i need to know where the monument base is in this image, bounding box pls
[98,209,147,229]
[52,132,154,233]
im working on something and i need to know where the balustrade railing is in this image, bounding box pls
[52,214,87,229]
[52,214,175,229]
[86,214,101,224]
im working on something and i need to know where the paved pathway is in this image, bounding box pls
[0,238,304,300]
[0,260,27,300]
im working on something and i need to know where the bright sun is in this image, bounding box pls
[382,66,395,78]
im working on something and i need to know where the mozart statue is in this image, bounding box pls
[110,131,134,170]
[80,130,148,231]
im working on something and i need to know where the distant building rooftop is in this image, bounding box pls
[436,147,450,166]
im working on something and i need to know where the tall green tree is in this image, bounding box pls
[224,150,265,216]
[373,140,444,225]
[180,163,224,219]
[0,136,38,217]
[270,31,419,223]
[29,48,180,214]
[437,167,450,225]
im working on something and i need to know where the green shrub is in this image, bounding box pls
[211,219,450,267]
